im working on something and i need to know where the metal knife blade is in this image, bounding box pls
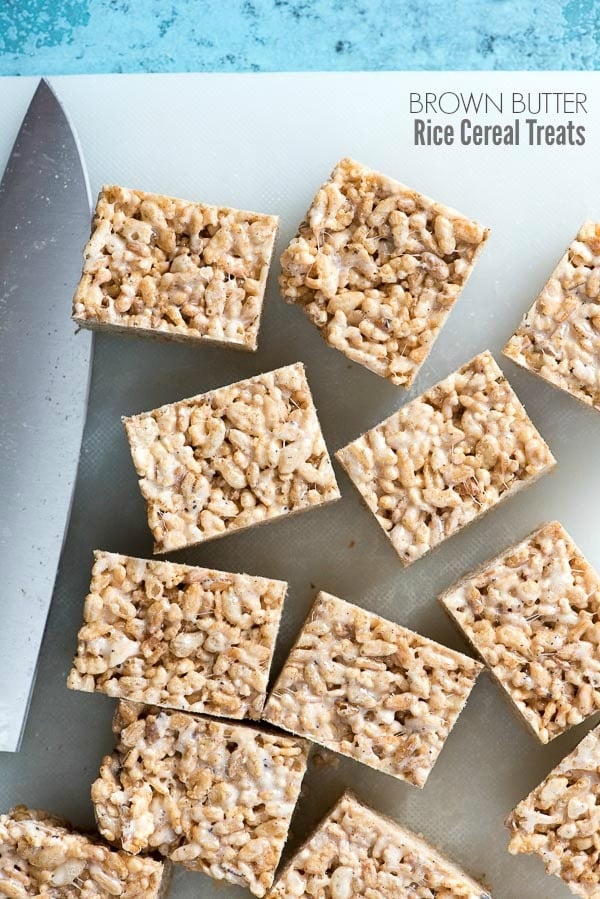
[0,79,92,752]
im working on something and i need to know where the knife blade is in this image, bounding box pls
[0,79,92,752]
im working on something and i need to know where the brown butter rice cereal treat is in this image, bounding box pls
[67,550,287,719]
[504,221,600,410]
[262,591,482,788]
[440,522,600,744]
[0,805,170,898]
[268,791,491,898]
[280,157,489,386]
[73,185,278,351]
[336,351,556,567]
[123,362,341,554]
[91,702,309,897]
[507,723,600,898]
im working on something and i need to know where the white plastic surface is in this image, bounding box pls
[1,72,600,898]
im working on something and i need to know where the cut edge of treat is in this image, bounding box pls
[324,157,491,244]
[150,488,341,556]
[72,314,262,351]
[503,339,600,415]
[111,697,313,760]
[502,219,587,362]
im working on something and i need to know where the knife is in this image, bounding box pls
[0,79,92,752]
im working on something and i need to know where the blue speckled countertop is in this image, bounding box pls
[0,0,598,74]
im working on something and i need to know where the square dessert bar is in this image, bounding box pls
[504,221,600,411]
[279,157,489,386]
[92,701,309,897]
[262,591,482,788]
[73,185,278,351]
[507,723,600,897]
[123,362,341,554]
[269,791,491,898]
[441,522,600,744]
[67,550,287,719]
[0,806,169,898]
[336,351,556,567]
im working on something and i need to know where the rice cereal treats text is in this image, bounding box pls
[280,157,489,385]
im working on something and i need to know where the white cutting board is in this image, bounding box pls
[2,72,600,899]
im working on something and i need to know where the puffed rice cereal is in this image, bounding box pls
[269,791,491,898]
[91,701,308,897]
[73,185,278,351]
[440,521,600,743]
[123,362,340,554]
[262,591,482,788]
[67,550,287,719]
[504,222,600,410]
[280,158,489,385]
[507,722,600,897]
[0,805,169,898]
[336,351,556,567]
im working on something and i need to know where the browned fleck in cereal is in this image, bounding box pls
[280,158,489,386]
[336,351,556,567]
[269,792,491,898]
[73,185,278,351]
[67,550,286,719]
[441,522,600,744]
[504,222,600,410]
[0,805,169,898]
[92,702,308,897]
[262,591,482,788]
[123,362,340,554]
[507,723,600,897]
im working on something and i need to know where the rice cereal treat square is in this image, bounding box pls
[73,185,279,351]
[280,157,489,386]
[507,723,600,898]
[92,702,309,897]
[262,591,482,788]
[336,351,556,567]
[504,222,600,410]
[123,362,341,554]
[440,521,600,744]
[269,791,491,898]
[0,805,170,898]
[67,550,287,720]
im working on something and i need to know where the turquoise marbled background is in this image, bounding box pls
[0,0,598,74]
